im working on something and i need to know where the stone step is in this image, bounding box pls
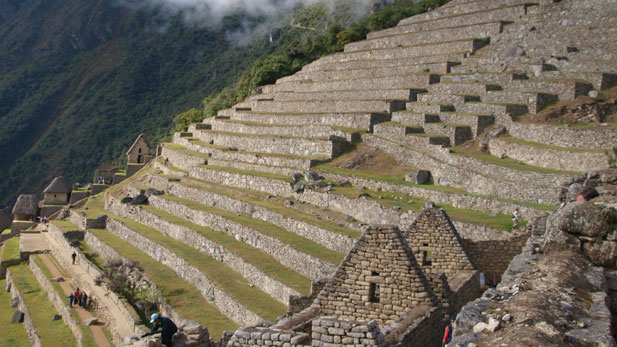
[418,93,481,104]
[209,119,351,140]
[373,122,451,147]
[453,102,528,118]
[429,81,504,95]
[299,54,463,74]
[270,73,439,93]
[192,129,344,157]
[248,99,407,114]
[391,111,441,125]
[161,144,209,172]
[437,112,495,136]
[441,72,525,84]
[423,123,474,145]
[506,79,593,100]
[270,89,418,103]
[174,134,230,155]
[229,111,390,129]
[189,165,294,197]
[143,194,340,281]
[206,158,299,176]
[210,150,326,171]
[282,62,455,82]
[371,4,530,39]
[399,0,547,25]
[480,90,559,113]
[310,38,489,66]
[347,21,506,52]
[406,102,455,114]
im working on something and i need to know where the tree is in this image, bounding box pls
[173,108,206,132]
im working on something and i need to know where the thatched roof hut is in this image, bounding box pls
[0,210,10,231]
[12,194,38,216]
[43,176,71,194]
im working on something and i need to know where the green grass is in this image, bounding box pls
[141,205,311,294]
[162,143,210,159]
[331,186,526,231]
[88,228,238,337]
[450,149,582,175]
[0,278,30,347]
[161,194,345,265]
[8,263,77,347]
[32,255,101,347]
[108,215,287,321]
[176,179,361,239]
[51,220,81,233]
[313,159,555,211]
[199,165,293,182]
[1,237,21,262]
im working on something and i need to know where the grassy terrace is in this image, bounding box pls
[185,137,230,150]
[51,220,81,232]
[141,205,311,294]
[0,279,30,347]
[175,178,362,239]
[198,164,294,183]
[162,143,211,159]
[32,255,99,347]
[9,263,77,347]
[160,194,345,265]
[314,145,555,212]
[450,148,582,175]
[107,214,288,322]
[500,136,607,153]
[331,186,524,231]
[88,227,238,337]
[1,237,20,262]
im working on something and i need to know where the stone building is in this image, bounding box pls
[93,162,119,185]
[0,210,10,232]
[126,134,153,177]
[11,194,38,232]
[43,176,71,205]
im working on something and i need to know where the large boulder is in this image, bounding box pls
[583,241,617,268]
[405,170,431,185]
[548,202,609,238]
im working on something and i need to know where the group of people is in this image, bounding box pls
[68,287,93,310]
[96,176,106,184]
[37,216,49,224]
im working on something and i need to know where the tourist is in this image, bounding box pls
[576,186,599,202]
[164,158,169,166]
[68,293,74,307]
[74,288,81,305]
[142,313,178,347]
[87,296,93,311]
[512,208,520,229]
[81,292,88,308]
[442,316,455,346]
[71,251,77,265]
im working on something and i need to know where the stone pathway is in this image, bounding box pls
[37,253,112,347]
[20,232,49,254]
[42,231,135,342]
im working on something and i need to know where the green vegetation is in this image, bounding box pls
[0,278,30,347]
[51,220,81,233]
[32,255,101,347]
[142,205,311,294]
[108,214,287,321]
[161,194,345,264]
[8,263,77,346]
[174,109,206,132]
[1,237,20,262]
[88,227,238,337]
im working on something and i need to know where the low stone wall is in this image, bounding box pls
[69,192,90,205]
[489,137,609,172]
[106,196,299,305]
[462,228,530,285]
[6,269,43,347]
[147,195,337,281]
[189,166,293,196]
[105,218,265,326]
[206,159,297,177]
[228,326,310,346]
[167,181,357,254]
[161,145,207,171]
[230,111,389,129]
[0,258,23,279]
[448,271,482,317]
[40,205,63,218]
[210,151,316,170]
[384,306,443,346]
[11,221,35,233]
[312,316,385,346]
[210,120,349,140]
[509,122,617,150]
[29,258,85,346]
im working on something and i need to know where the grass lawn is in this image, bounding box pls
[142,205,311,295]
[9,263,77,347]
[88,228,238,337]
[51,220,81,233]
[1,237,20,262]
[32,255,100,347]
[331,186,525,231]
[0,278,30,347]
[161,194,345,265]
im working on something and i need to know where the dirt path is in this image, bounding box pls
[42,231,135,341]
[38,253,112,347]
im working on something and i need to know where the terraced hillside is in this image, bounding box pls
[28,0,617,344]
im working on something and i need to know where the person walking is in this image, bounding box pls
[512,208,520,229]
[442,316,455,347]
[68,293,74,307]
[142,313,178,347]
[71,251,77,265]
[81,292,88,308]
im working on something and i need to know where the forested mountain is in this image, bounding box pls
[0,0,444,209]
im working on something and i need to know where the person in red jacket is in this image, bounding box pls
[442,316,455,346]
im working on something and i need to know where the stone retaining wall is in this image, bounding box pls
[384,306,443,346]
[106,196,299,305]
[448,271,482,316]
[166,181,357,254]
[147,195,337,281]
[489,138,609,172]
[210,151,316,171]
[270,75,435,94]
[509,122,617,150]
[229,327,310,346]
[29,258,85,346]
[6,269,43,347]
[230,111,389,129]
[205,159,297,177]
[105,218,265,326]
[161,146,207,171]
[210,120,349,140]
[189,167,293,196]
[312,316,384,346]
